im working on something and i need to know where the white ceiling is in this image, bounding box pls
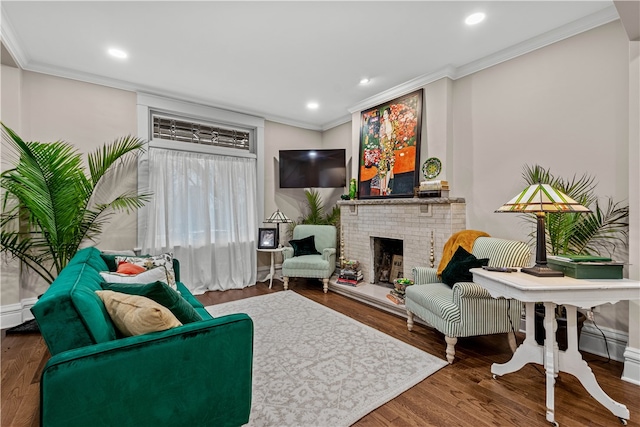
[1,1,619,131]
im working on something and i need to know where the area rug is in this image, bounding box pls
[207,290,447,427]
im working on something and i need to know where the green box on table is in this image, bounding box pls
[547,257,623,279]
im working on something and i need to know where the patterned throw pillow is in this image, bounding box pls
[115,253,177,290]
[96,290,182,336]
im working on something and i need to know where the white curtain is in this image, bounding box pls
[141,147,257,294]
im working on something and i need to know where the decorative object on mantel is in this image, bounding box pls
[496,183,590,277]
[263,208,292,248]
[358,89,423,199]
[417,179,449,198]
[349,178,357,199]
[422,157,442,179]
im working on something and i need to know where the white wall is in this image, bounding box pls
[452,21,631,332]
[1,64,24,307]
[1,69,138,314]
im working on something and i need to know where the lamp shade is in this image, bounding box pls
[495,183,590,277]
[264,209,292,223]
[495,183,591,214]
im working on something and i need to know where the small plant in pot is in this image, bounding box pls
[520,165,629,349]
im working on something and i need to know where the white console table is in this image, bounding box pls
[471,268,640,426]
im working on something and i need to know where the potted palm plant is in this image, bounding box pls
[521,165,629,349]
[287,189,340,235]
[1,123,150,285]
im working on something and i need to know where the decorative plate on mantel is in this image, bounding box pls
[422,157,441,179]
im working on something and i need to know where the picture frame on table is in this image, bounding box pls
[258,228,278,249]
[357,89,423,199]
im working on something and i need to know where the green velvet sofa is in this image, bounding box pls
[31,247,253,427]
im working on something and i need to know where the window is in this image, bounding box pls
[152,116,250,151]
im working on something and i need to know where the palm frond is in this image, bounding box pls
[0,231,56,284]
[520,164,629,257]
[0,123,148,280]
[87,136,146,187]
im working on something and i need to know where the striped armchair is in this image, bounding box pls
[405,237,531,364]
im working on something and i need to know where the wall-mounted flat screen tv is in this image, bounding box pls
[279,149,346,188]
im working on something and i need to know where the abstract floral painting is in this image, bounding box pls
[358,89,423,199]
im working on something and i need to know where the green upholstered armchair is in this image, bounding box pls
[282,224,337,293]
[405,237,531,364]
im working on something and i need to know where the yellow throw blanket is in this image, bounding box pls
[436,230,490,277]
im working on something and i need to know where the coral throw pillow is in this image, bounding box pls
[116,262,146,275]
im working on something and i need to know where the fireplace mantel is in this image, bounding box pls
[337,197,465,207]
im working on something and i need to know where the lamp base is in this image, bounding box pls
[521,265,564,277]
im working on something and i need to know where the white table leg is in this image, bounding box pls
[492,302,543,377]
[558,305,630,421]
[268,251,275,289]
[543,302,559,425]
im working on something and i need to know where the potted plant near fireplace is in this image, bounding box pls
[521,165,629,349]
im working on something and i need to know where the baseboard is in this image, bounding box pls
[518,318,628,363]
[579,323,628,362]
[622,347,640,385]
[0,297,37,329]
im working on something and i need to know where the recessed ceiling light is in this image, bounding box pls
[359,78,370,85]
[465,12,485,26]
[307,102,319,110]
[108,48,128,59]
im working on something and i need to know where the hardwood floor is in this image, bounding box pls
[3,278,639,426]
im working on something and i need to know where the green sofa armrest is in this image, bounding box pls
[40,314,253,427]
[412,266,441,285]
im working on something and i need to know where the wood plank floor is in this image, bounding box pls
[2,278,639,426]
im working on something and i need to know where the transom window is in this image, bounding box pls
[152,116,250,151]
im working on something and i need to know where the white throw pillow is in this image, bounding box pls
[114,253,177,290]
[100,267,168,285]
[96,290,182,336]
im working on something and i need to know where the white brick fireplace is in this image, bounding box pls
[333,198,466,315]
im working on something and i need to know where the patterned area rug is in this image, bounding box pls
[207,291,447,427]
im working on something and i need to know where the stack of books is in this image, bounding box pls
[386,288,406,305]
[336,267,363,286]
[418,180,449,198]
[386,278,414,305]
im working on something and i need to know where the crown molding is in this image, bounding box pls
[349,5,620,113]
[348,66,456,114]
[453,4,620,79]
[3,4,620,133]
[1,4,28,67]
